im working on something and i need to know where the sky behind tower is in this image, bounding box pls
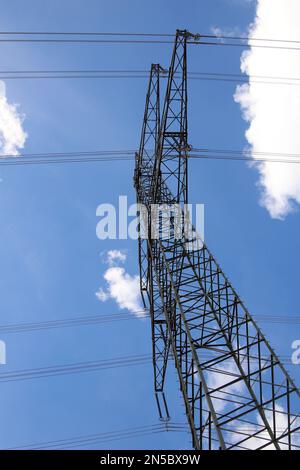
[0,0,299,450]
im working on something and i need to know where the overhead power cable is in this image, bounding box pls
[42,427,186,450]
[0,69,151,73]
[1,69,300,82]
[0,311,149,334]
[10,422,300,450]
[0,149,136,158]
[0,352,296,385]
[0,38,174,44]
[0,311,299,335]
[0,30,298,51]
[0,39,297,51]
[0,31,174,37]
[201,33,300,45]
[0,70,299,87]
[189,154,300,165]
[7,423,188,450]
[193,147,300,158]
[0,30,299,45]
[3,148,300,166]
[191,40,300,52]
[0,354,153,383]
[0,152,135,166]
[0,35,297,51]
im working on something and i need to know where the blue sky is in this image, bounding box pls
[0,0,299,450]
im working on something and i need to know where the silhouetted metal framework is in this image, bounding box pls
[134,30,300,450]
[135,64,171,413]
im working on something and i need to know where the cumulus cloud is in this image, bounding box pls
[232,404,300,449]
[205,356,300,449]
[0,81,27,156]
[234,0,300,219]
[96,250,145,317]
[207,361,244,413]
[101,267,143,316]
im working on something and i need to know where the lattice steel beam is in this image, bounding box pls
[135,65,170,414]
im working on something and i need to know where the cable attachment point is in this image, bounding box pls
[186,32,201,42]
[159,66,169,76]
[155,391,170,422]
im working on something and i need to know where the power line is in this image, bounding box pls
[0,39,298,52]
[39,429,180,450]
[0,149,135,158]
[191,147,300,164]
[0,34,298,51]
[202,33,300,45]
[0,69,150,74]
[0,352,296,385]
[2,147,300,166]
[0,31,174,37]
[0,154,300,166]
[190,71,300,82]
[0,74,151,80]
[7,423,188,450]
[189,76,300,87]
[0,30,299,45]
[192,40,300,52]
[0,71,299,87]
[10,422,300,450]
[0,154,135,166]
[1,69,300,82]
[193,147,300,158]
[0,38,174,44]
[0,311,149,334]
[0,354,153,383]
[0,311,299,335]
[189,154,300,165]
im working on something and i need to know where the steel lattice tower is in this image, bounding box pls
[134,30,300,450]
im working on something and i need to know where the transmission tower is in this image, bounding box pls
[134,30,300,450]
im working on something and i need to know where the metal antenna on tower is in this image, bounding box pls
[135,30,300,450]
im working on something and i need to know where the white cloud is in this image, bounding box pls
[206,359,300,449]
[211,25,246,41]
[232,404,300,449]
[0,81,27,156]
[234,0,300,219]
[95,287,109,302]
[96,250,145,317]
[106,249,126,266]
[207,361,244,413]
[102,267,143,316]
